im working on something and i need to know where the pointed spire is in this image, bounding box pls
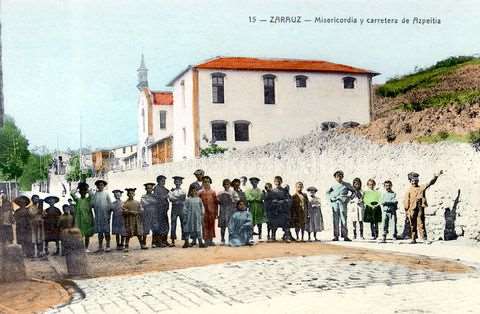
[137,53,149,90]
[138,53,147,71]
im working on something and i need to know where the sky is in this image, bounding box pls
[2,0,480,151]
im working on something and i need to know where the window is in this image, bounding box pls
[130,146,133,152]
[211,120,227,141]
[182,127,187,145]
[211,73,225,103]
[234,121,250,142]
[122,147,126,154]
[343,76,356,89]
[295,75,307,88]
[263,74,276,104]
[159,110,167,129]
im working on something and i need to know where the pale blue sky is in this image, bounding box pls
[2,0,479,151]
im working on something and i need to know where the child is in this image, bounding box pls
[58,204,75,256]
[91,180,112,253]
[380,180,398,243]
[71,182,95,253]
[198,176,218,246]
[141,182,160,248]
[290,182,308,241]
[228,200,254,247]
[182,184,206,248]
[231,178,247,204]
[122,188,147,252]
[217,179,235,245]
[29,195,45,257]
[326,170,355,241]
[245,177,266,240]
[363,179,382,240]
[347,178,365,240]
[43,196,62,255]
[263,183,273,240]
[13,195,34,258]
[111,190,126,250]
[404,171,443,244]
[169,176,187,246]
[306,186,324,241]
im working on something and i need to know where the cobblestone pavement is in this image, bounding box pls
[46,247,480,314]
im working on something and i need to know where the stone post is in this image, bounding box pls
[62,228,89,277]
[0,244,27,282]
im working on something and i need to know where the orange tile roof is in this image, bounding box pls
[151,91,173,105]
[195,57,378,75]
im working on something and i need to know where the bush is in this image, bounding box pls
[468,129,480,151]
[200,144,228,157]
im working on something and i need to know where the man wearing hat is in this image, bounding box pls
[245,177,266,240]
[91,180,112,253]
[0,190,14,245]
[13,195,35,257]
[43,196,62,255]
[404,170,443,244]
[153,175,171,247]
[141,182,160,247]
[111,189,126,250]
[192,169,205,192]
[169,176,186,246]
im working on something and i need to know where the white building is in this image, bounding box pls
[166,56,378,161]
[136,55,174,166]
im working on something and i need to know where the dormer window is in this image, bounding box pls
[263,74,276,104]
[211,72,225,103]
[295,75,308,88]
[343,76,356,89]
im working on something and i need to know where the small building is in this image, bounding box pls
[166,56,379,161]
[110,143,137,171]
[136,55,174,167]
[91,150,113,177]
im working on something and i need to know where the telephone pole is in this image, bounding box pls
[0,2,5,128]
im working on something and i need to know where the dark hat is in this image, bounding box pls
[95,179,108,186]
[144,182,156,187]
[13,195,31,207]
[249,177,260,182]
[172,176,184,180]
[156,175,166,180]
[125,188,136,192]
[306,186,318,192]
[44,196,60,204]
[112,189,123,194]
[408,172,420,180]
[78,182,89,190]
[194,169,205,176]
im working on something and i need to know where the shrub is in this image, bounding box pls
[200,144,228,157]
[468,129,480,151]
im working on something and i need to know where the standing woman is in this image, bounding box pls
[347,178,365,240]
[245,177,266,240]
[363,179,382,240]
[142,182,160,248]
[217,179,235,245]
[290,182,308,241]
[198,176,218,246]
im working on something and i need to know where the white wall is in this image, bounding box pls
[151,104,173,140]
[172,69,195,161]
[197,69,371,151]
[104,132,480,241]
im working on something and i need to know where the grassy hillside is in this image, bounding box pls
[344,55,480,146]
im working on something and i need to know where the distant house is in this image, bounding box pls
[136,54,174,167]
[166,56,379,161]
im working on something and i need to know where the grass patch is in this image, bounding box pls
[416,132,470,144]
[400,90,480,112]
[378,56,480,97]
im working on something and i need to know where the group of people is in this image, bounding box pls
[0,167,444,258]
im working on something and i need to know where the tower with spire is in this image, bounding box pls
[136,53,148,91]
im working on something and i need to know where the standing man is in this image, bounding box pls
[326,170,355,242]
[91,180,112,253]
[169,176,186,247]
[153,175,171,247]
[404,171,443,244]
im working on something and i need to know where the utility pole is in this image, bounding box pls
[0,1,4,128]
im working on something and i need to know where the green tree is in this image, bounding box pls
[0,118,30,180]
[65,154,92,183]
[18,152,51,190]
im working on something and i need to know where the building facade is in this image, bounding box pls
[136,56,174,166]
[167,56,378,161]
